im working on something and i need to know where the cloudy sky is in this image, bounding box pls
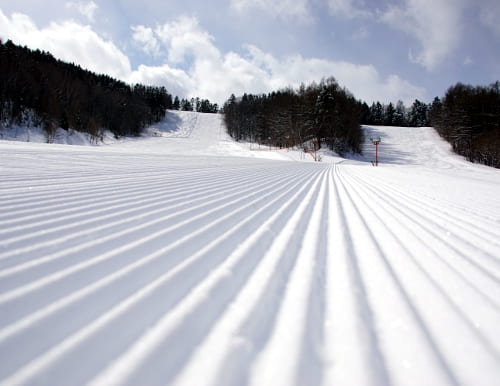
[1,0,499,106]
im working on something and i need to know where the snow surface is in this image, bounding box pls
[0,110,499,386]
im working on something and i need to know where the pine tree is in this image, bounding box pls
[370,102,384,125]
[173,96,180,110]
[393,100,407,126]
[315,84,337,148]
[428,96,442,127]
[409,99,428,126]
[180,98,193,111]
[384,103,395,126]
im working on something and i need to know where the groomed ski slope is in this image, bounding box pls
[0,110,499,386]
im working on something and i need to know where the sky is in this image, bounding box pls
[1,0,499,106]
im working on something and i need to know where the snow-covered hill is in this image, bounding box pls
[0,111,499,385]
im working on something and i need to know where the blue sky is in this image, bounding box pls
[1,0,499,106]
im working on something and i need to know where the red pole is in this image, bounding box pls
[372,140,380,166]
[314,140,317,162]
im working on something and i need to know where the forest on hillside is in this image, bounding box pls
[430,82,500,168]
[358,99,430,127]
[0,40,173,140]
[222,78,363,156]
[1,39,498,167]
[224,79,500,167]
[0,40,218,141]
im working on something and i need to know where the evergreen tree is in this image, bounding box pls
[432,82,500,167]
[0,40,173,138]
[370,102,384,125]
[222,77,362,155]
[358,101,371,124]
[315,84,337,146]
[180,98,193,111]
[393,100,407,126]
[384,102,395,126]
[428,96,442,127]
[173,96,180,110]
[409,99,429,126]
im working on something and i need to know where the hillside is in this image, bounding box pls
[0,111,499,385]
[0,40,172,139]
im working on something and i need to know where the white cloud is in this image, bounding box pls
[0,10,425,106]
[328,0,372,18]
[128,16,425,106]
[131,25,160,56]
[128,64,194,99]
[241,45,425,104]
[154,15,220,63]
[0,9,131,79]
[230,0,311,22]
[65,1,98,22]
[380,0,466,71]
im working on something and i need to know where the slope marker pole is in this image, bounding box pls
[371,138,381,166]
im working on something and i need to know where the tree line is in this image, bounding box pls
[224,78,499,167]
[222,77,363,156]
[2,40,498,167]
[358,99,431,127]
[0,40,219,141]
[430,82,500,168]
[0,40,174,139]
[356,86,499,168]
[172,96,219,113]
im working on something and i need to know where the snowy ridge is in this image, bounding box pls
[0,111,500,385]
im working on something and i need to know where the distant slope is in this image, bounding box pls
[115,110,318,162]
[361,125,475,169]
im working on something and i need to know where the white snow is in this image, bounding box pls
[0,111,499,386]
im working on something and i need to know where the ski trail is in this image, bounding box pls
[247,169,328,386]
[341,166,500,312]
[0,164,279,261]
[88,167,326,386]
[0,166,316,386]
[348,166,500,258]
[335,164,460,386]
[0,166,312,340]
[1,115,500,385]
[322,164,374,386]
[328,163,392,386]
[0,166,294,302]
[171,169,326,386]
[336,164,500,385]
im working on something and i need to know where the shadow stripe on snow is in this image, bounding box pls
[331,163,393,386]
[0,164,313,305]
[338,166,500,285]
[0,165,322,379]
[87,166,327,386]
[336,163,499,384]
[0,163,288,259]
[338,166,500,312]
[346,166,500,248]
